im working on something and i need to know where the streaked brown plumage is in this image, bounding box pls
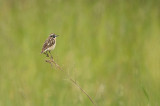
[41,33,59,54]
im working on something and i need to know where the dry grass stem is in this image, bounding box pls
[44,54,96,105]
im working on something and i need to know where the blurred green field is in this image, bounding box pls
[0,0,160,106]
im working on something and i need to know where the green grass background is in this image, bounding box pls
[0,0,160,106]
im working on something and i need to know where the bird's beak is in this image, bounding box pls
[55,35,59,37]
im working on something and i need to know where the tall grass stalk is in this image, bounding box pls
[45,55,96,105]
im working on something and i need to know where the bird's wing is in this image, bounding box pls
[41,37,55,53]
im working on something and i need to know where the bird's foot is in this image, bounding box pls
[49,51,53,59]
[44,52,49,57]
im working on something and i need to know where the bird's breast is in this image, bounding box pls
[48,42,56,51]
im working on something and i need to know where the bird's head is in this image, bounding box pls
[49,33,59,38]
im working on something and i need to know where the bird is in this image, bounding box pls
[41,33,59,57]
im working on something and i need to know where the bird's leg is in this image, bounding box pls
[49,51,53,59]
[47,51,49,57]
[44,51,49,57]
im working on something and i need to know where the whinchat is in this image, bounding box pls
[41,33,59,56]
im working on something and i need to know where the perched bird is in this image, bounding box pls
[41,33,59,56]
